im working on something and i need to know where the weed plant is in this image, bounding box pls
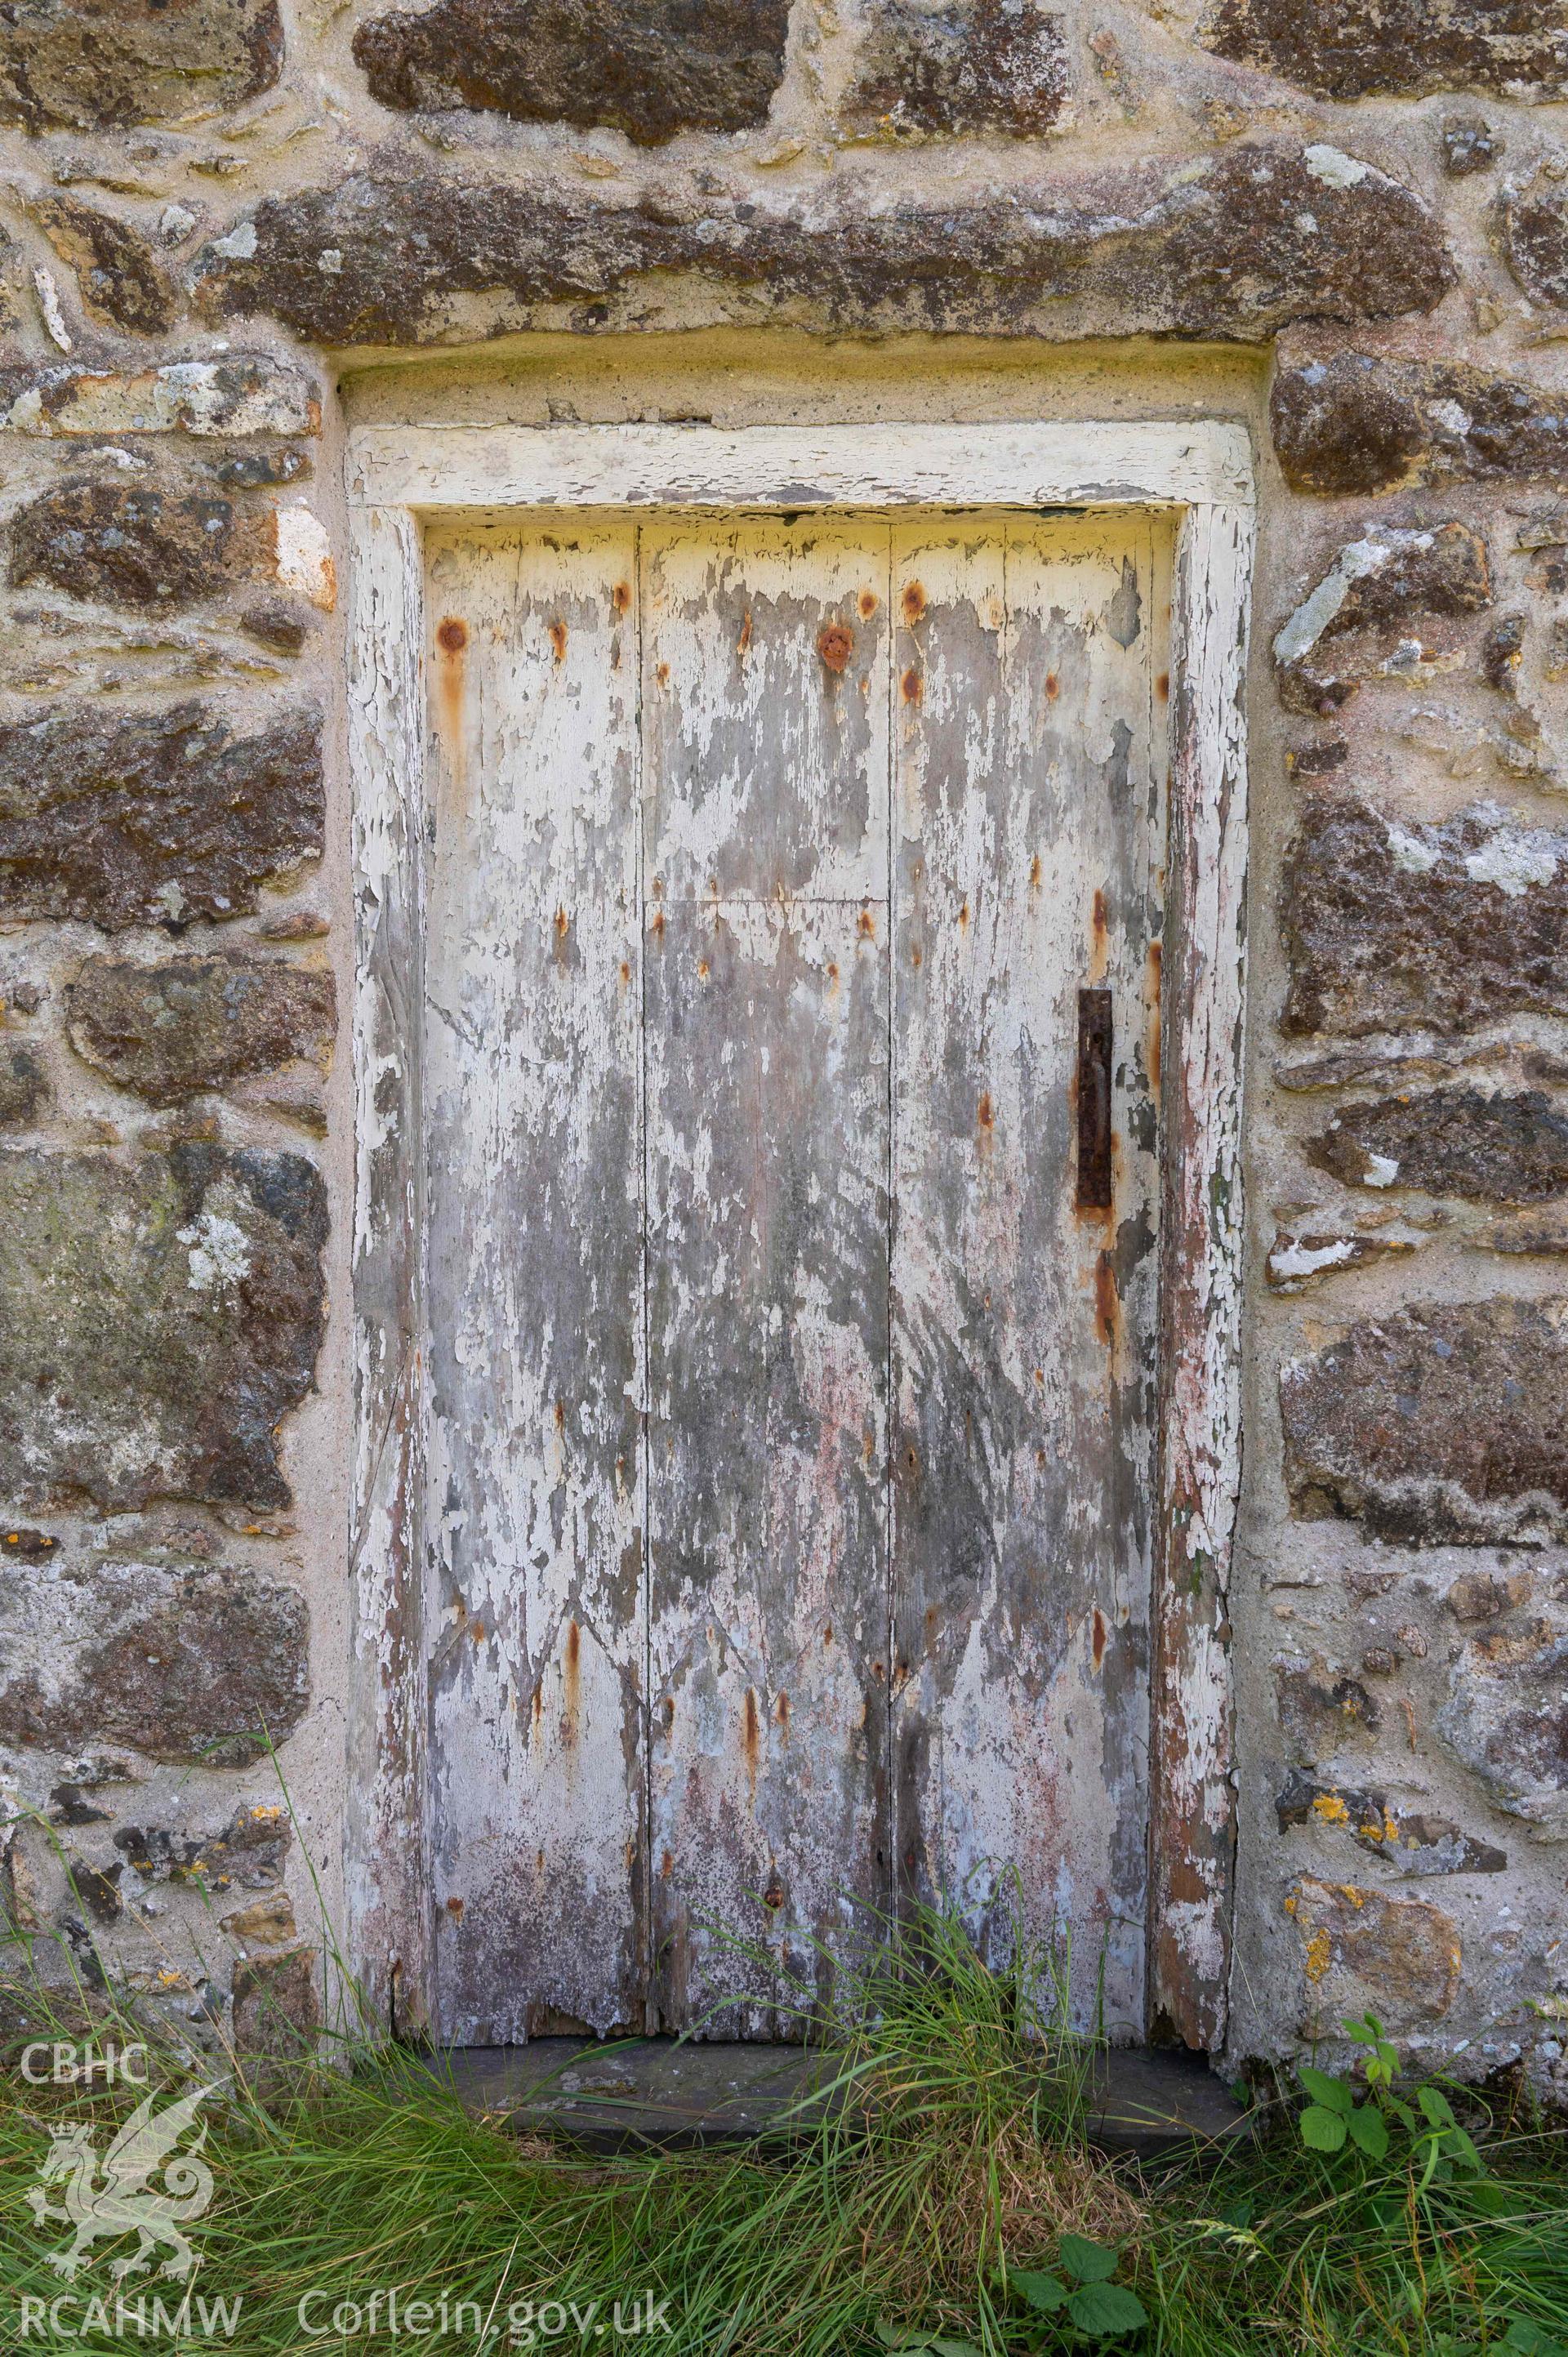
[0,1897,1564,2357]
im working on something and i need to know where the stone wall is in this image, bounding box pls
[0,0,1566,2084]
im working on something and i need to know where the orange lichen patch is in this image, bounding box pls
[1304,1928,1332,1983]
[902,580,927,625]
[1312,1793,1351,1827]
[817,621,854,673]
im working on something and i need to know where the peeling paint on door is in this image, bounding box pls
[421,507,1169,2043]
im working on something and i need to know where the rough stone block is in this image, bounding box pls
[67,952,336,1107]
[1272,354,1568,496]
[0,1143,327,1512]
[231,1944,318,2059]
[191,144,1451,345]
[0,1045,48,1129]
[1307,1089,1568,1205]
[0,702,324,931]
[10,484,274,608]
[1273,522,1491,711]
[1441,113,1502,175]
[0,1556,307,1767]
[1501,171,1568,310]
[0,358,320,439]
[220,1889,296,1943]
[1285,1877,1462,2023]
[847,0,1068,136]
[1281,1299,1568,1544]
[116,1800,292,1882]
[1265,1227,1420,1291]
[1200,0,1568,99]
[1275,1659,1381,1760]
[30,198,177,336]
[1276,1771,1507,1875]
[1440,1635,1568,1840]
[0,0,284,131]
[353,0,791,142]
[1281,799,1568,1039]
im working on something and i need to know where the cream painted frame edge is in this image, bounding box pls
[345,421,1256,2052]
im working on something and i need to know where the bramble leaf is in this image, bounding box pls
[1418,2085,1456,2129]
[1298,2067,1353,2113]
[1502,2320,1568,2356]
[1013,2270,1068,2314]
[1347,2103,1389,2159]
[1300,2105,1348,2152]
[1066,2282,1150,2338]
[1059,2234,1120,2284]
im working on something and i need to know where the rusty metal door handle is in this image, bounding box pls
[1076,987,1113,1210]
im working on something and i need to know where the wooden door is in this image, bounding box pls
[421,508,1169,2044]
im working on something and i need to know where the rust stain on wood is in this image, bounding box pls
[817,620,854,672]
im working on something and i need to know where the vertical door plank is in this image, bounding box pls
[642,517,889,903]
[643,518,892,2034]
[890,514,1165,2037]
[422,519,646,2041]
[1151,501,1249,2052]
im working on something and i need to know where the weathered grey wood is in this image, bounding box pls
[422,518,647,2041]
[642,518,893,2034]
[348,500,434,2036]
[889,515,1166,2038]
[644,904,890,2034]
[641,515,890,901]
[350,423,1255,519]
[1149,501,1253,2052]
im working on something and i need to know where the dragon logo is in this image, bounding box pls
[27,2082,220,2283]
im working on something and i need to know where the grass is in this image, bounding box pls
[0,1902,1565,2357]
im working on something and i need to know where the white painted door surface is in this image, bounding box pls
[421,509,1169,2044]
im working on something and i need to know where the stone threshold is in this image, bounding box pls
[431,2039,1250,2158]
